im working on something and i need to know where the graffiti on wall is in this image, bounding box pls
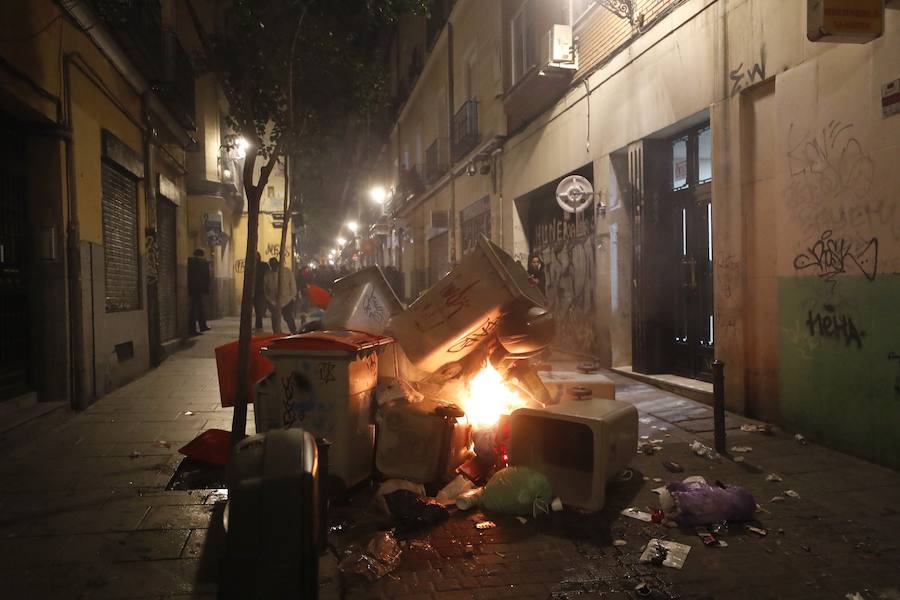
[729,48,766,96]
[793,229,878,289]
[805,303,865,349]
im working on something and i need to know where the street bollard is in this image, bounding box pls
[712,360,726,454]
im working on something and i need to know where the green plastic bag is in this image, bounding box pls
[480,467,553,517]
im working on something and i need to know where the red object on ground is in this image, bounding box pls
[178,429,231,466]
[306,283,332,309]
[214,334,285,407]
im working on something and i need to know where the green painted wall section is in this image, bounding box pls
[778,274,900,469]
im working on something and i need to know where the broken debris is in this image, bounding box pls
[338,531,402,580]
[689,440,720,460]
[640,539,691,569]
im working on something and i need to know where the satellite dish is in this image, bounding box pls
[555,175,594,213]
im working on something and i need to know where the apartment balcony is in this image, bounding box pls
[503,24,576,133]
[424,137,450,184]
[90,0,165,82]
[155,32,197,131]
[452,100,480,161]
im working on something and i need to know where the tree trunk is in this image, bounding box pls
[275,156,291,333]
[229,153,263,451]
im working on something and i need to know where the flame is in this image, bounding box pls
[459,364,526,428]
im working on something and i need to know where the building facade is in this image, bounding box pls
[374,0,900,468]
[0,0,240,413]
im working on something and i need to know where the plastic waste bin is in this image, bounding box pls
[253,330,392,490]
[508,398,638,511]
[387,235,545,372]
[322,266,405,334]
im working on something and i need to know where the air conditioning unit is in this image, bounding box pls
[541,24,576,69]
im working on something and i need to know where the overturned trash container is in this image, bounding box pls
[253,330,392,490]
[387,235,546,372]
[322,266,405,334]
[508,398,638,512]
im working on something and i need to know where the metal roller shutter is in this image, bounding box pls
[101,161,140,312]
[157,197,177,341]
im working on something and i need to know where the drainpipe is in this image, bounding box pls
[62,53,86,410]
[447,22,456,263]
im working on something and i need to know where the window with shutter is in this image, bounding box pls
[102,161,141,312]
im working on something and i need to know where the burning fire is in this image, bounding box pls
[458,364,526,428]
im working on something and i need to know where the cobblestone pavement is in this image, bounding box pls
[1,319,899,599]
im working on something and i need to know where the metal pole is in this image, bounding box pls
[713,360,726,454]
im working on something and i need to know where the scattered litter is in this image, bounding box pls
[551,497,563,512]
[152,440,171,448]
[641,435,650,440]
[480,467,553,517]
[740,423,773,434]
[375,479,427,513]
[730,446,753,453]
[613,539,628,547]
[515,517,528,524]
[652,446,663,451]
[436,474,476,506]
[783,490,801,499]
[129,451,142,459]
[746,525,767,536]
[651,509,666,524]
[464,543,475,556]
[765,473,784,482]
[663,461,684,473]
[846,593,866,600]
[690,440,720,460]
[658,427,668,432]
[640,539,691,569]
[407,540,433,552]
[640,417,653,424]
[794,433,808,445]
[338,531,402,580]
[183,411,194,416]
[770,496,786,503]
[639,442,656,456]
[652,477,663,482]
[650,438,665,445]
[384,489,449,531]
[666,479,756,526]
[621,507,653,522]
[495,551,506,558]
[696,527,728,547]
[475,520,497,530]
[733,456,745,463]
[456,488,483,511]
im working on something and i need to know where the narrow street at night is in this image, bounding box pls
[2,0,900,598]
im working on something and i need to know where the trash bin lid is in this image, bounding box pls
[266,330,393,353]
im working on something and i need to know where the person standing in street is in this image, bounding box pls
[264,257,298,334]
[528,254,547,296]
[187,248,211,335]
[253,252,269,331]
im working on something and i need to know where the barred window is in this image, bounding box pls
[102,160,141,312]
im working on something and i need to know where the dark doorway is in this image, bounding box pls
[157,196,178,342]
[668,125,714,380]
[0,115,29,401]
[631,123,714,382]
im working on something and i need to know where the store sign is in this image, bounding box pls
[807,0,884,43]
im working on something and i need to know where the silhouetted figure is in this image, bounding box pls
[187,249,211,335]
[253,253,269,331]
[264,257,298,334]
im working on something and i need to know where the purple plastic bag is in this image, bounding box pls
[667,480,756,526]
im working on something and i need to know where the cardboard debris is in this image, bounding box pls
[640,539,691,569]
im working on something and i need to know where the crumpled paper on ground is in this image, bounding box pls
[338,531,402,580]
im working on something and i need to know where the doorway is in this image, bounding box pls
[0,115,29,400]
[631,122,714,382]
[668,125,714,380]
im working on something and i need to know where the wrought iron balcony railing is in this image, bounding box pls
[452,99,479,161]
[424,137,449,184]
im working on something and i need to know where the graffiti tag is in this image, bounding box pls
[447,317,499,353]
[318,361,336,385]
[805,303,865,349]
[729,51,766,96]
[234,258,246,273]
[439,279,479,320]
[793,229,878,288]
[361,287,386,324]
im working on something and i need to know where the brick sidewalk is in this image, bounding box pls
[1,321,898,599]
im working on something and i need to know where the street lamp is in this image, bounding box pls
[346,221,359,234]
[369,185,387,205]
[336,237,346,247]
